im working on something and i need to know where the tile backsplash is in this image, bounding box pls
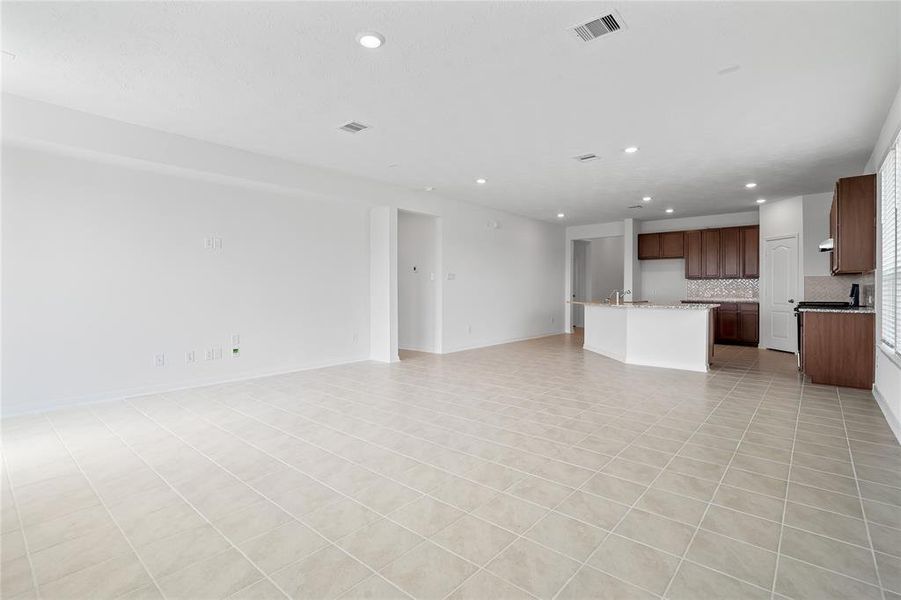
[686,279,759,300]
[804,274,875,305]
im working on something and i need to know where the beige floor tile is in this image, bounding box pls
[381,541,478,600]
[713,484,785,521]
[588,534,679,595]
[337,519,423,570]
[524,512,605,561]
[240,521,329,574]
[700,504,781,551]
[487,538,579,600]
[230,578,290,599]
[445,570,533,600]
[869,522,901,557]
[338,575,410,599]
[0,528,27,564]
[38,553,153,600]
[877,552,901,594]
[779,526,879,584]
[1,556,34,598]
[784,502,870,547]
[472,494,548,534]
[686,529,777,589]
[136,524,231,579]
[158,548,263,599]
[601,458,661,486]
[30,523,131,584]
[774,555,882,600]
[555,491,628,531]
[582,473,646,505]
[613,509,695,555]
[668,560,769,600]
[214,500,294,544]
[556,565,656,600]
[271,545,371,600]
[352,478,423,515]
[506,476,573,509]
[302,498,380,540]
[651,471,718,502]
[388,496,464,537]
[431,515,516,566]
[634,487,707,526]
[429,476,497,512]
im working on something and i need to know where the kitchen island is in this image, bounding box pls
[573,302,719,373]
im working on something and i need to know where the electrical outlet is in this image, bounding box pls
[203,237,213,249]
[212,237,222,249]
[352,331,359,344]
[467,324,472,334]
[154,353,166,367]
[185,350,196,364]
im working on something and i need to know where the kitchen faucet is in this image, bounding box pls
[606,289,631,305]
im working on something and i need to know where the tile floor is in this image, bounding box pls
[1,334,900,600]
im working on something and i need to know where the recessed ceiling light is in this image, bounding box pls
[476,178,487,185]
[624,146,639,154]
[717,64,741,76]
[357,32,385,49]
[424,187,434,192]
[745,182,757,189]
[557,213,565,219]
[665,208,674,214]
[642,196,652,202]
[756,198,767,204]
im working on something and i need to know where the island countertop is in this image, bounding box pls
[571,301,720,310]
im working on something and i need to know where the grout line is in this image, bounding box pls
[769,367,803,599]
[40,413,168,600]
[1,453,44,600]
[836,388,888,600]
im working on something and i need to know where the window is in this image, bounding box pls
[880,131,899,352]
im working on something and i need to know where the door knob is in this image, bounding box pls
[788,299,795,303]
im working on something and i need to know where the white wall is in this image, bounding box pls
[398,211,439,353]
[867,79,901,441]
[588,236,624,301]
[802,192,833,277]
[1,95,565,414]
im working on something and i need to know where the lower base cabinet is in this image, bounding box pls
[682,301,758,346]
[800,312,874,389]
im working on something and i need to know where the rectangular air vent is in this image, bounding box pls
[339,121,369,133]
[627,205,643,209]
[573,153,599,162]
[572,12,625,42]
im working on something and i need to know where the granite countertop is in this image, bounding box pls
[683,298,759,303]
[573,301,720,310]
[797,307,876,314]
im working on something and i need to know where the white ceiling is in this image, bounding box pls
[3,1,899,224]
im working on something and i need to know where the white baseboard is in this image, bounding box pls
[1,355,370,418]
[873,385,901,444]
[582,344,626,363]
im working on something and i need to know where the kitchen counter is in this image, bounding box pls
[576,302,716,373]
[684,298,758,303]
[797,307,875,314]
[573,301,720,310]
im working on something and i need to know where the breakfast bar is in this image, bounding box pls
[574,301,719,373]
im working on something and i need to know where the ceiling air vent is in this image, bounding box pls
[627,205,643,209]
[572,12,625,42]
[339,121,369,133]
[573,153,599,162]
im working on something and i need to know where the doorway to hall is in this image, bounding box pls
[570,236,624,331]
[397,210,441,355]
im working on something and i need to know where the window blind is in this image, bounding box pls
[881,139,898,350]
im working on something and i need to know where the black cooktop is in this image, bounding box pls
[794,301,853,310]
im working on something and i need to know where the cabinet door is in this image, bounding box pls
[741,226,759,278]
[833,174,877,274]
[717,309,739,342]
[660,231,684,258]
[739,310,759,344]
[720,227,741,278]
[830,194,837,274]
[637,233,660,260]
[684,230,703,278]
[702,229,721,278]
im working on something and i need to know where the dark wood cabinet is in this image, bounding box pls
[831,174,876,274]
[716,304,739,341]
[801,312,874,389]
[638,231,684,260]
[684,230,703,278]
[682,301,758,345]
[720,228,742,278]
[660,231,684,258]
[741,226,759,278]
[702,229,720,278]
[637,233,660,260]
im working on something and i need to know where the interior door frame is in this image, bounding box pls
[761,232,801,353]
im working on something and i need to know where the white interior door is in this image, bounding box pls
[763,235,799,352]
[572,240,589,328]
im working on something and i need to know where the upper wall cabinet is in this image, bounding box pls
[679,225,759,279]
[830,174,876,275]
[637,231,684,259]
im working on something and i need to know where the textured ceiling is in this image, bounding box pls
[2,1,899,224]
